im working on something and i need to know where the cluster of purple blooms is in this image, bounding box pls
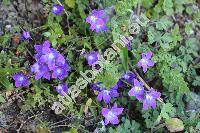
[91,80,123,104]
[90,81,124,125]
[87,49,160,125]
[128,78,161,110]
[12,7,160,127]
[31,40,71,81]
[13,40,70,95]
[86,10,109,33]
[32,40,70,94]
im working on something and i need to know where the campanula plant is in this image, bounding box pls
[1,0,199,132]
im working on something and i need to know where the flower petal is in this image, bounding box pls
[103,92,111,103]
[143,100,150,110]
[101,108,110,117]
[128,88,135,96]
[111,107,124,115]
[110,115,119,125]
[147,60,155,67]
[146,51,153,59]
[97,91,103,102]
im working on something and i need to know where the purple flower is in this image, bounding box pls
[89,19,109,33]
[51,4,63,15]
[86,9,109,33]
[52,66,69,80]
[126,37,132,51]
[56,83,68,96]
[39,48,58,70]
[22,31,31,40]
[110,79,123,90]
[13,72,30,87]
[86,51,99,66]
[32,40,71,81]
[128,79,144,101]
[86,10,105,24]
[34,40,51,61]
[138,51,155,73]
[122,71,136,84]
[55,54,71,70]
[31,62,50,80]
[90,82,102,91]
[34,40,50,54]
[97,90,111,103]
[143,88,161,110]
[116,80,123,88]
[101,104,124,125]
[97,88,119,104]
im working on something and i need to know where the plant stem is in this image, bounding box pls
[55,0,71,35]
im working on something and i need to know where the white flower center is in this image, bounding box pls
[135,86,141,92]
[107,111,115,119]
[53,7,58,11]
[34,64,40,72]
[57,69,61,74]
[57,85,62,90]
[61,60,65,64]
[146,94,152,100]
[141,59,148,65]
[88,55,94,60]
[96,25,101,29]
[104,90,110,95]
[124,74,130,79]
[90,16,96,22]
[48,53,54,60]
[19,77,24,81]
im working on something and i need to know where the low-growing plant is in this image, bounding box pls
[0,0,199,132]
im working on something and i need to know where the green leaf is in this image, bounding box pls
[192,76,200,86]
[165,118,184,132]
[119,47,128,71]
[0,94,6,103]
[115,0,139,15]
[86,98,92,106]
[65,0,76,8]
[0,77,13,90]
[156,17,173,30]
[160,103,176,120]
[76,0,87,19]
[36,127,50,133]
[0,68,20,76]
[69,128,78,133]
[112,118,141,133]
[142,0,154,8]
[43,32,51,37]
[163,0,173,16]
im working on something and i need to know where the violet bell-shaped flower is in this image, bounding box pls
[56,83,68,96]
[13,72,30,88]
[143,88,161,110]
[86,51,99,66]
[128,79,145,101]
[101,104,124,125]
[51,4,63,15]
[137,51,155,73]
